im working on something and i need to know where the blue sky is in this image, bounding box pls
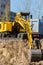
[11,0,43,18]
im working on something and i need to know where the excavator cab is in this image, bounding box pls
[21,12,30,20]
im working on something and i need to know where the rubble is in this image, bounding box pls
[0,38,30,65]
[0,38,43,65]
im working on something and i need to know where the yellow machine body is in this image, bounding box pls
[0,22,12,32]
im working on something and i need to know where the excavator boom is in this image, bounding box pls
[14,13,33,48]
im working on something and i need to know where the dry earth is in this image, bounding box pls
[0,38,30,65]
[0,38,43,65]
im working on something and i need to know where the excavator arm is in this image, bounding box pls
[14,14,33,48]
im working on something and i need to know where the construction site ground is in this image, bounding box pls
[0,38,43,65]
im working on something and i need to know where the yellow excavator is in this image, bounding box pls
[0,12,32,48]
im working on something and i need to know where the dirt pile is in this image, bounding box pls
[0,38,30,65]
